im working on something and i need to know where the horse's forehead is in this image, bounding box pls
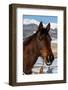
[43,29,51,39]
[43,30,51,41]
[46,33,51,41]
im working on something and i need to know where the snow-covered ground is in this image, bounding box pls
[32,57,57,74]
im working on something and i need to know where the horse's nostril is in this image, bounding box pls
[47,55,54,61]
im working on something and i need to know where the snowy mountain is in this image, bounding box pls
[50,23,57,29]
[23,19,39,25]
[23,19,57,39]
[23,19,57,29]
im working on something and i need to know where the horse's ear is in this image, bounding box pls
[46,23,50,32]
[38,22,43,30]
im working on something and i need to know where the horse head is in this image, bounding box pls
[36,22,54,66]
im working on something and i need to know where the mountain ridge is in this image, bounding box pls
[23,18,57,29]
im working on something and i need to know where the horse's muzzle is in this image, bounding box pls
[46,55,54,66]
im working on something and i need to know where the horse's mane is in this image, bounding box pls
[23,33,36,46]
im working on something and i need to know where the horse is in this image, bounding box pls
[23,22,54,74]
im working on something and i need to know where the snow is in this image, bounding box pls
[50,23,57,29]
[32,57,57,74]
[51,39,57,43]
[23,18,57,29]
[23,19,40,25]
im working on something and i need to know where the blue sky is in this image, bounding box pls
[23,15,57,24]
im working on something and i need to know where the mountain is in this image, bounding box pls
[23,19,39,25]
[23,24,38,31]
[23,19,46,27]
[49,28,57,39]
[50,23,57,30]
[23,19,57,29]
[23,19,57,39]
[23,24,38,39]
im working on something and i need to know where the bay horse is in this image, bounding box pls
[23,22,54,74]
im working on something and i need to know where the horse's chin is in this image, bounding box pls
[46,63,51,66]
[46,62,52,66]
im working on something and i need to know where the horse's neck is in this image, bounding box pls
[24,35,40,66]
[33,37,40,56]
[30,37,40,65]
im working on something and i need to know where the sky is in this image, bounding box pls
[23,15,57,24]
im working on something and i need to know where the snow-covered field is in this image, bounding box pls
[32,57,57,74]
